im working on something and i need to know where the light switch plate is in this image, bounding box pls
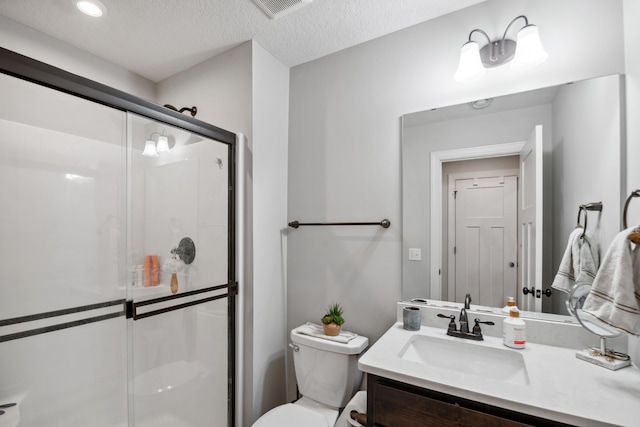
[409,248,422,261]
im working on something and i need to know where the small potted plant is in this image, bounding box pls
[321,303,345,336]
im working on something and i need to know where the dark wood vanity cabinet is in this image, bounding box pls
[366,375,573,427]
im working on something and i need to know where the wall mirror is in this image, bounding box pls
[401,74,624,317]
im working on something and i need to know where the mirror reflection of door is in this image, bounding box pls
[519,125,543,312]
[446,169,518,307]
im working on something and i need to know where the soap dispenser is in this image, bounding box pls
[502,296,517,314]
[503,307,526,349]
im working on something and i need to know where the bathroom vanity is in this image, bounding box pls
[367,374,568,427]
[358,302,640,427]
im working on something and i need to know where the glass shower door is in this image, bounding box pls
[126,112,234,427]
[1,47,237,427]
[0,72,129,427]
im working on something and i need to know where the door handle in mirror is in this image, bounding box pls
[522,287,535,296]
[508,262,515,267]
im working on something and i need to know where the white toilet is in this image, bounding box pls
[253,324,369,427]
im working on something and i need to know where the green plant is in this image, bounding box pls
[321,303,345,326]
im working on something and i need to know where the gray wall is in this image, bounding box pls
[287,0,625,400]
[550,76,623,314]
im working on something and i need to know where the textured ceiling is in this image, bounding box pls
[0,0,486,82]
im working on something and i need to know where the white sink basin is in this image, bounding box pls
[398,334,530,385]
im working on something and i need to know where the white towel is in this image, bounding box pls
[296,322,358,344]
[551,228,599,293]
[582,227,640,336]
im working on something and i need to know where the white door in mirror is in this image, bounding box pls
[519,125,543,312]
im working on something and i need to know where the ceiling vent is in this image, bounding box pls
[252,0,312,19]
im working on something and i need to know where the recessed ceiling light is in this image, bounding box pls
[470,98,493,109]
[76,0,107,17]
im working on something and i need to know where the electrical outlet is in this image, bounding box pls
[409,248,422,261]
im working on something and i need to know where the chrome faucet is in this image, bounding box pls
[464,293,472,310]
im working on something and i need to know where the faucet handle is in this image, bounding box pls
[472,318,495,335]
[437,314,457,332]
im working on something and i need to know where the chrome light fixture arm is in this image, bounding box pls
[500,15,529,52]
[466,28,493,58]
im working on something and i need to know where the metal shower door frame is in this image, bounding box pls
[0,46,238,427]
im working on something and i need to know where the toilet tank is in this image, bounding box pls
[290,325,369,408]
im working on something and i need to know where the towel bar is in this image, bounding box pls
[288,219,390,229]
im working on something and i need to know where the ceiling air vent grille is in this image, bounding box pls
[252,0,312,19]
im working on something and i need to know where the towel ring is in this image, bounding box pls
[622,189,640,229]
[576,202,603,238]
[576,207,587,231]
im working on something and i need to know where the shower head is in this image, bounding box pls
[164,104,197,117]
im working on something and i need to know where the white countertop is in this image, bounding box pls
[359,322,640,427]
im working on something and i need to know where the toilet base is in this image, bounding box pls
[252,396,338,427]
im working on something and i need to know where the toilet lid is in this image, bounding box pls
[253,403,329,427]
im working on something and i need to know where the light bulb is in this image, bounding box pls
[454,41,486,83]
[141,140,158,157]
[76,0,106,17]
[156,135,170,153]
[511,25,548,70]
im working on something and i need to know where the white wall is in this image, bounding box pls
[250,42,290,422]
[287,0,624,400]
[0,15,155,101]
[156,43,253,140]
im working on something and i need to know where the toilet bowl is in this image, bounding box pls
[253,397,337,427]
[252,324,368,427]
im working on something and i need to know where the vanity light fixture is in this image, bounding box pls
[156,134,170,153]
[141,131,171,157]
[141,139,159,157]
[454,15,548,83]
[76,0,107,17]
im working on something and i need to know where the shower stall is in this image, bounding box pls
[0,48,237,426]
